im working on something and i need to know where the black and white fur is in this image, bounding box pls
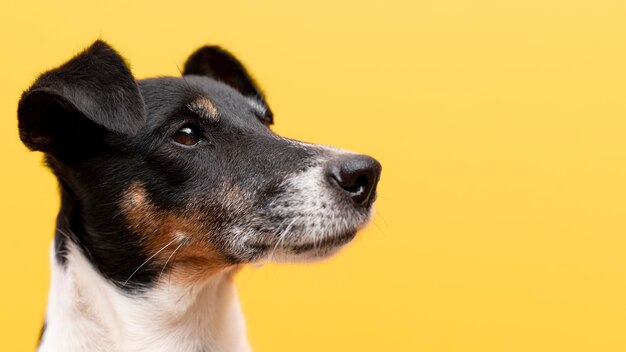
[18,41,381,351]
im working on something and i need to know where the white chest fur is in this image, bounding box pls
[39,241,250,352]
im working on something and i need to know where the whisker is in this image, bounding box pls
[371,219,384,234]
[123,237,178,286]
[172,56,193,91]
[262,217,293,280]
[111,208,126,220]
[268,216,300,263]
[56,227,73,239]
[158,239,187,282]
[262,217,292,267]
[375,210,389,227]
[55,227,76,257]
[90,198,124,208]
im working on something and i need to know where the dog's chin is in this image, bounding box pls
[247,229,359,264]
[241,202,376,264]
[273,230,358,263]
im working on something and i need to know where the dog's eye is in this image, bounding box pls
[172,125,201,146]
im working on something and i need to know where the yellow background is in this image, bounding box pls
[1,1,625,351]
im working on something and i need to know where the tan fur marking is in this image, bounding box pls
[188,97,218,121]
[121,182,230,284]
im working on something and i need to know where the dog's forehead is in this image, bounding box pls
[137,76,260,128]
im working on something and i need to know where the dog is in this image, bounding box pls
[18,40,381,351]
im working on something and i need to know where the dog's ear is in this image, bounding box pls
[183,46,273,124]
[17,40,146,159]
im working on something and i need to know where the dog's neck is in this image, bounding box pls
[39,239,250,352]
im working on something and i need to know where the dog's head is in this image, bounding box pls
[18,41,381,289]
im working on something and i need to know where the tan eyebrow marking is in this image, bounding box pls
[188,97,218,121]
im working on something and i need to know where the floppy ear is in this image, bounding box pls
[17,40,146,159]
[183,46,273,124]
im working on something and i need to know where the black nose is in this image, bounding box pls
[327,155,382,206]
